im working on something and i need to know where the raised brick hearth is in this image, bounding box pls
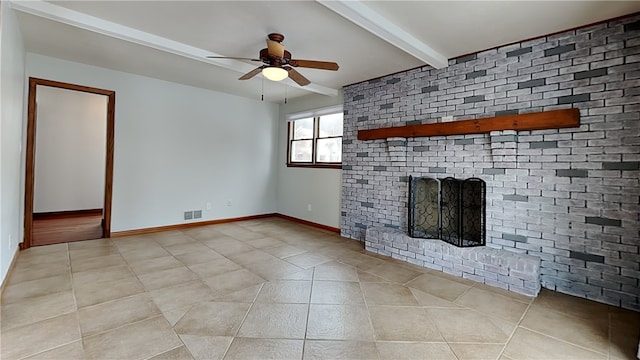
[366,227,541,296]
[341,15,640,310]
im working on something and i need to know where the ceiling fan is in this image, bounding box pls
[207,33,339,86]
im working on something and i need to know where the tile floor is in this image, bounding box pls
[1,217,638,360]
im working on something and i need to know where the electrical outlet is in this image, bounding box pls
[193,210,202,219]
[184,211,193,220]
[206,202,212,210]
[307,204,312,212]
[227,200,232,207]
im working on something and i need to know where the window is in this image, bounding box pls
[287,108,343,168]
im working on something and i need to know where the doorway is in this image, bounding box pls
[23,78,115,249]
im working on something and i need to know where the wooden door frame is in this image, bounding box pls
[22,77,115,249]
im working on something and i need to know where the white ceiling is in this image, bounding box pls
[11,0,640,103]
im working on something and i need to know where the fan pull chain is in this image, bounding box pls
[284,84,288,104]
[261,76,264,101]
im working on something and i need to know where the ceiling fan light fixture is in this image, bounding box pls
[262,66,288,82]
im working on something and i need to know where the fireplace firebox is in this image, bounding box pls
[408,176,486,247]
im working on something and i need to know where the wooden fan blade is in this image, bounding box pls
[267,39,285,58]
[239,66,266,80]
[289,59,339,71]
[207,56,262,62]
[284,66,310,86]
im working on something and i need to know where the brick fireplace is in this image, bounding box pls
[341,15,640,310]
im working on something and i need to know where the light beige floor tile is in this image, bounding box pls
[148,280,215,313]
[337,252,386,271]
[532,288,610,321]
[68,246,120,261]
[174,301,250,336]
[179,335,231,360]
[188,258,243,278]
[174,250,224,266]
[277,267,314,281]
[521,304,609,354]
[149,346,195,360]
[204,238,255,256]
[224,338,303,360]
[366,262,423,284]
[245,237,287,249]
[163,306,191,326]
[307,304,375,341]
[183,226,223,241]
[127,255,185,275]
[112,235,157,252]
[22,340,85,360]
[237,303,308,339]
[72,264,135,286]
[406,273,471,301]
[376,342,457,360]
[74,276,145,308]
[1,290,76,330]
[70,253,126,273]
[214,284,263,303]
[242,259,305,280]
[357,270,388,283]
[410,288,461,307]
[472,282,534,303]
[226,229,264,241]
[19,242,68,256]
[2,273,72,304]
[78,293,161,337]
[310,280,365,305]
[361,282,419,306]
[427,308,513,343]
[120,245,171,262]
[369,306,444,342]
[303,340,379,360]
[455,287,529,323]
[138,266,199,291]
[610,305,640,331]
[313,261,359,282]
[203,269,265,294]
[263,244,307,258]
[152,232,196,247]
[16,244,68,266]
[83,316,181,360]
[227,249,279,266]
[0,313,80,360]
[67,238,113,249]
[3,219,635,360]
[610,324,640,359]
[255,280,311,303]
[448,343,505,360]
[164,242,211,256]
[284,252,332,269]
[503,327,606,359]
[7,262,70,284]
[609,307,640,359]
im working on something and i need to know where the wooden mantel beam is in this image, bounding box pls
[357,109,580,140]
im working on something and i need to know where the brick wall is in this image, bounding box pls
[342,15,640,310]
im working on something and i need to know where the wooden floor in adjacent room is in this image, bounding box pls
[32,211,103,246]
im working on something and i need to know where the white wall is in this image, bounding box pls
[26,53,280,232]
[277,92,343,228]
[0,2,26,282]
[34,86,107,213]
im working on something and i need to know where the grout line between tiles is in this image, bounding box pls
[517,325,610,356]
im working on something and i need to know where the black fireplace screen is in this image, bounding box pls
[409,176,485,247]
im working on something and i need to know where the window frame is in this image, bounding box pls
[286,106,343,169]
